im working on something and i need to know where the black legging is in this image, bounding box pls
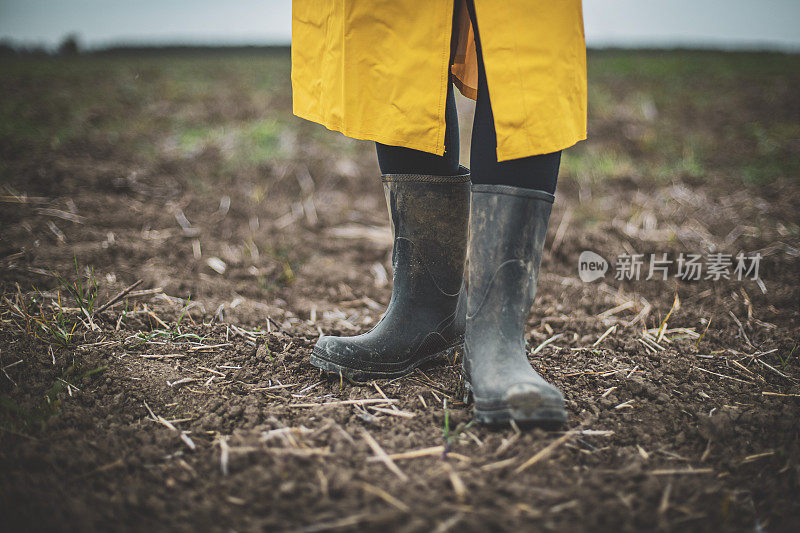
[376,0,560,194]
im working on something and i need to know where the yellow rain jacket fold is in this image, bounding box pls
[291,0,586,161]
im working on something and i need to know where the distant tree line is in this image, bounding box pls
[0,33,80,56]
[0,34,290,58]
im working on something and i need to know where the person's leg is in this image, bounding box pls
[375,81,460,176]
[461,0,567,425]
[466,0,561,194]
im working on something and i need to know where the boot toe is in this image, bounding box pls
[472,381,567,426]
[503,382,567,425]
[312,335,373,370]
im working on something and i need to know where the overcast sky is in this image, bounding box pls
[1,0,798,50]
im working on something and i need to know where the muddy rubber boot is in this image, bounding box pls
[311,167,471,381]
[463,184,567,425]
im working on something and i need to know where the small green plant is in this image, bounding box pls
[133,329,205,344]
[176,295,191,329]
[777,345,797,370]
[261,341,273,361]
[30,289,79,347]
[6,259,100,348]
[442,399,450,443]
[25,260,98,347]
[132,296,206,345]
[57,257,99,317]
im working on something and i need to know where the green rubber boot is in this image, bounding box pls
[311,168,471,381]
[463,184,567,425]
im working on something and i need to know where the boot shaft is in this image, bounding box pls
[381,167,471,296]
[467,184,554,323]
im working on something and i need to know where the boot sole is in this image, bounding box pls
[463,380,568,427]
[310,340,462,382]
[473,404,567,427]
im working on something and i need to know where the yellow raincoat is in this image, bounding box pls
[291,1,586,161]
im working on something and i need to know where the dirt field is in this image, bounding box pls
[1,49,799,532]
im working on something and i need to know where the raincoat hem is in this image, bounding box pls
[293,108,446,156]
[496,132,587,162]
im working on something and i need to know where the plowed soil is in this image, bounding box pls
[1,49,799,532]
